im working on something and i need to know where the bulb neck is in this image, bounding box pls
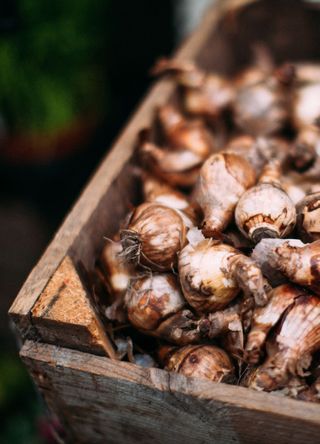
[259,160,281,186]
[201,214,225,239]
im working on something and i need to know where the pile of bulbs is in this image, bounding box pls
[97,56,320,402]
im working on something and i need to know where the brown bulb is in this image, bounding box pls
[142,174,200,224]
[139,139,202,187]
[294,63,320,84]
[281,178,306,206]
[164,344,234,383]
[235,160,296,243]
[297,377,320,403]
[158,104,214,158]
[245,369,309,399]
[195,152,256,237]
[125,274,200,345]
[252,293,320,391]
[296,192,320,242]
[291,63,320,131]
[233,65,291,136]
[253,238,320,295]
[289,126,318,172]
[151,58,234,119]
[245,284,304,364]
[138,125,203,188]
[179,240,239,313]
[197,303,242,338]
[198,303,244,362]
[121,203,190,271]
[225,135,268,173]
[142,174,190,209]
[100,240,132,298]
[178,239,269,314]
[292,82,320,130]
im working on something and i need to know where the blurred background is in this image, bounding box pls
[0,1,212,442]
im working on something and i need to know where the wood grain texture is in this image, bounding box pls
[21,341,320,444]
[31,255,119,358]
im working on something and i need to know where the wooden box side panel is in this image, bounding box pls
[21,341,320,444]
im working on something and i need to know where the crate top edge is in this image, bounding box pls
[21,340,320,424]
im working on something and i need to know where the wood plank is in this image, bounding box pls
[9,0,245,337]
[21,341,320,444]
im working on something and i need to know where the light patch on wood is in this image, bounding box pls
[32,256,105,354]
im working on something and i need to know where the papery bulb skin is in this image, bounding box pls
[296,192,320,242]
[179,240,239,314]
[126,274,184,331]
[289,129,320,181]
[245,284,305,364]
[164,344,234,383]
[183,75,234,119]
[222,227,253,251]
[240,366,260,388]
[252,238,304,287]
[224,135,284,174]
[254,238,320,295]
[179,240,269,314]
[151,57,206,88]
[197,303,244,361]
[244,369,308,399]
[196,152,256,237]
[157,344,176,367]
[281,179,306,206]
[120,203,189,271]
[235,161,296,243]
[100,240,132,298]
[151,58,234,119]
[289,126,319,172]
[142,175,200,224]
[251,294,320,391]
[143,175,189,209]
[290,63,320,129]
[125,274,200,345]
[158,104,214,158]
[294,63,320,84]
[139,140,201,187]
[227,253,271,307]
[297,377,320,403]
[197,303,242,339]
[233,66,291,136]
[292,83,320,129]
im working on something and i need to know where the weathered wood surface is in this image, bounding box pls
[21,340,320,444]
[31,255,118,358]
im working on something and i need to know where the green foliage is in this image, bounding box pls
[0,0,110,133]
[0,354,42,444]
[0,354,29,405]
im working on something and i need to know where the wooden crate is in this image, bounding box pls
[10,0,320,442]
